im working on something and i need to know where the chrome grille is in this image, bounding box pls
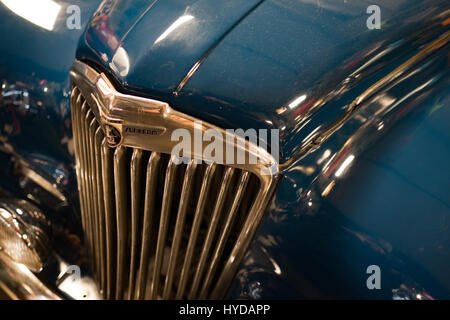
[71,86,270,299]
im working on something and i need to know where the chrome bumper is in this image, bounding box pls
[0,251,61,300]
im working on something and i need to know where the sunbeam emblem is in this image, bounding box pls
[104,123,122,147]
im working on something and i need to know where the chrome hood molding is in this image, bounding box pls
[70,60,278,177]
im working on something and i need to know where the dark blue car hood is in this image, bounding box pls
[77,0,264,98]
[77,0,449,162]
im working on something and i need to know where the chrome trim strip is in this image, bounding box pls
[211,178,280,298]
[72,89,87,237]
[88,117,101,287]
[162,159,197,299]
[70,60,277,177]
[83,107,96,270]
[200,171,250,298]
[94,127,106,294]
[280,31,450,169]
[136,152,161,299]
[150,156,178,299]
[189,167,235,298]
[79,102,92,253]
[101,139,116,299]
[113,146,128,299]
[176,162,217,299]
[128,148,145,299]
[173,0,266,95]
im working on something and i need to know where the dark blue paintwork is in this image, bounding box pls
[227,37,450,299]
[78,0,264,97]
[1,0,449,299]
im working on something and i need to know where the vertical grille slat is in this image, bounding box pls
[71,82,275,300]
[100,139,116,299]
[77,100,89,243]
[71,88,86,234]
[163,159,197,299]
[210,184,268,299]
[78,99,90,248]
[199,171,250,298]
[94,127,106,294]
[176,163,217,299]
[150,157,178,299]
[128,149,145,300]
[81,105,95,269]
[88,118,102,288]
[113,146,128,299]
[189,167,235,299]
[135,152,161,299]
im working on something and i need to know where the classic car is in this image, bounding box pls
[0,0,449,300]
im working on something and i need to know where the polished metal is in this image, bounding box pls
[0,198,51,273]
[15,159,67,204]
[135,152,161,300]
[200,171,250,298]
[128,148,145,300]
[150,156,178,299]
[0,251,61,300]
[113,146,128,299]
[70,60,279,299]
[162,159,197,299]
[94,126,106,294]
[70,60,276,176]
[189,166,235,298]
[280,31,450,169]
[100,139,116,299]
[176,162,217,299]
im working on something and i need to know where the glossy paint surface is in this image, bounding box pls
[77,0,264,98]
[78,1,450,160]
[1,0,449,299]
[228,37,450,299]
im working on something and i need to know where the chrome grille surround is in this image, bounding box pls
[70,60,279,299]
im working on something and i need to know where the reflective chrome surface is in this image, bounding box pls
[70,60,279,299]
[228,12,450,298]
[0,198,50,272]
[280,31,450,169]
[70,60,277,176]
[0,250,60,300]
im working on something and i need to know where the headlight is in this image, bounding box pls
[0,199,51,272]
